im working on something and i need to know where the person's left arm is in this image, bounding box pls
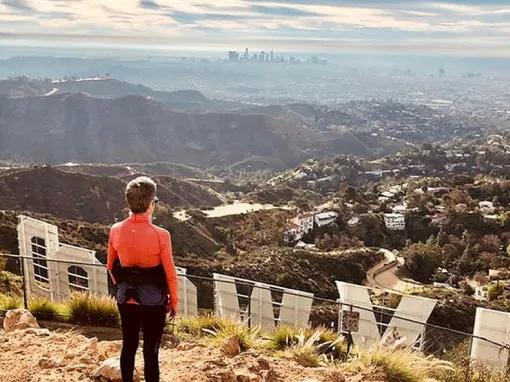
[107,226,119,284]
[160,230,179,316]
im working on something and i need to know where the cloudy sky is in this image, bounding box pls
[1,0,510,55]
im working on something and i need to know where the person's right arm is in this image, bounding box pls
[160,230,179,316]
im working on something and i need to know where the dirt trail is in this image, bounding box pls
[0,326,382,382]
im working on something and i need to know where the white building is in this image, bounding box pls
[295,213,315,234]
[314,211,338,227]
[479,201,495,214]
[383,213,406,230]
[474,286,489,301]
[285,213,315,242]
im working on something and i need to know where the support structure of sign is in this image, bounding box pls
[471,307,510,369]
[213,273,313,330]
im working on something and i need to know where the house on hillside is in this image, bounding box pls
[479,201,495,214]
[284,213,315,242]
[474,286,489,301]
[295,213,315,234]
[383,213,406,230]
[314,211,338,227]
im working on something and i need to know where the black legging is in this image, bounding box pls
[118,304,166,382]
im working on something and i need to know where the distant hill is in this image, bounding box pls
[0,92,405,170]
[0,77,53,98]
[56,162,211,180]
[0,93,306,169]
[0,166,126,223]
[0,166,222,223]
[240,100,484,144]
[0,77,237,112]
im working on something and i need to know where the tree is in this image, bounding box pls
[345,186,357,201]
[402,241,442,283]
[488,282,504,301]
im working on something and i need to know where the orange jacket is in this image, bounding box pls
[107,214,178,311]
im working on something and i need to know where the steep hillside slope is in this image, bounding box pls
[0,77,53,98]
[0,167,222,223]
[0,93,305,169]
[0,167,126,223]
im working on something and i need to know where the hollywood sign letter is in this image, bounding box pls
[336,281,437,349]
[176,267,198,317]
[213,273,313,330]
[17,215,108,301]
[471,307,510,369]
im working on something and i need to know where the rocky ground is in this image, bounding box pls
[0,310,384,382]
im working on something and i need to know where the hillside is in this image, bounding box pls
[0,77,53,98]
[0,93,306,169]
[0,77,235,112]
[0,166,222,223]
[0,166,126,223]
[56,162,212,180]
[0,87,413,170]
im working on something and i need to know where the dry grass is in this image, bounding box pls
[205,321,261,351]
[175,314,232,337]
[343,341,454,382]
[279,331,334,368]
[440,358,510,382]
[264,325,346,360]
[28,297,61,320]
[67,292,118,326]
[0,293,22,311]
[176,315,260,351]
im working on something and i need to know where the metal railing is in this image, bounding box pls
[0,252,507,359]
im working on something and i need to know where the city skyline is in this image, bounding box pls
[1,1,510,56]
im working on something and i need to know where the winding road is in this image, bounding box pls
[366,249,422,292]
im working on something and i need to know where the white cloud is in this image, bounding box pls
[0,0,509,55]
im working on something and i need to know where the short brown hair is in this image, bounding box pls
[125,176,157,213]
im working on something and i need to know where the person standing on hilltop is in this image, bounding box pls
[107,176,178,382]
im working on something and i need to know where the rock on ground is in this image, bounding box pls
[92,357,140,382]
[3,309,39,332]
[221,335,242,357]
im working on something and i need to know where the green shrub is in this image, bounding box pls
[0,270,22,295]
[0,293,22,311]
[343,342,453,382]
[488,283,504,301]
[264,326,346,360]
[176,314,231,337]
[67,292,118,326]
[28,297,60,321]
[206,321,261,351]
